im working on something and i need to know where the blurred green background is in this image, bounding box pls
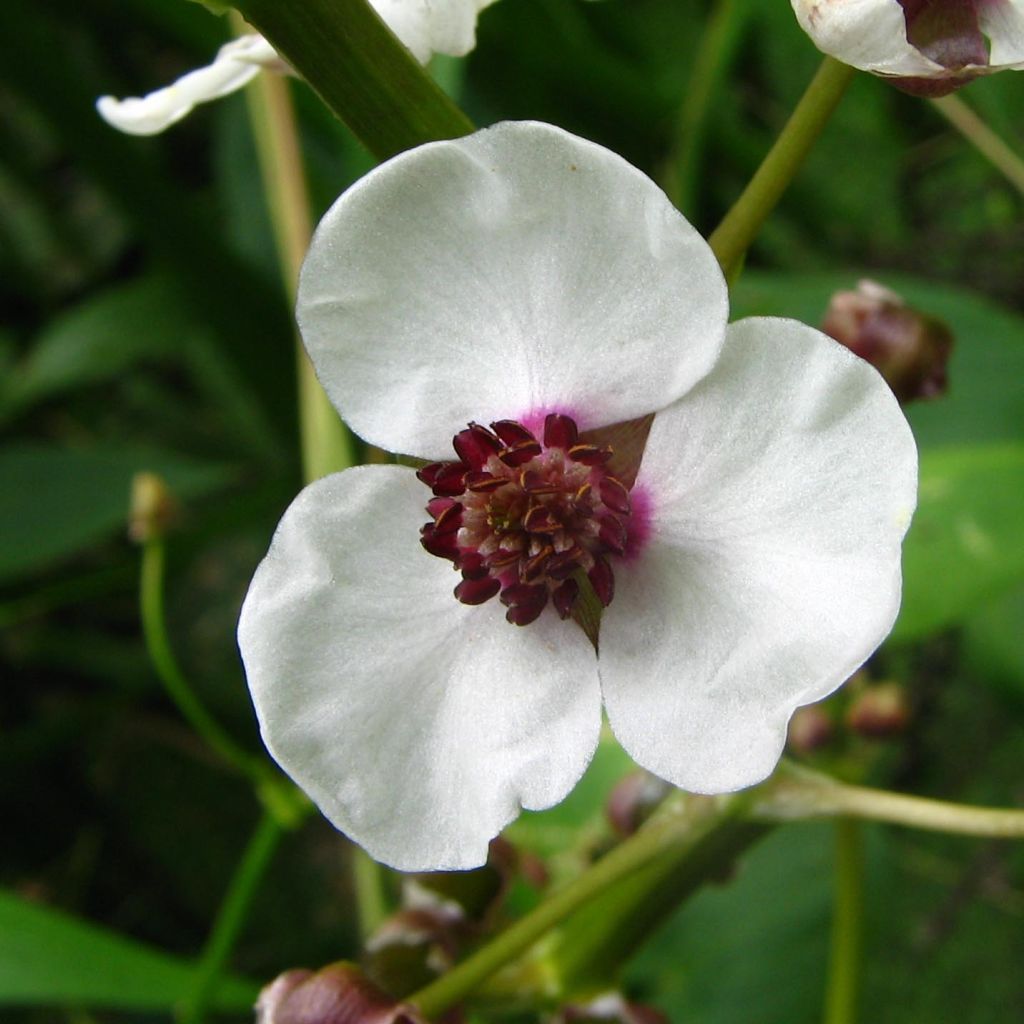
[2,0,1023,1021]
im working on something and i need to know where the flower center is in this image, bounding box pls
[417,414,632,626]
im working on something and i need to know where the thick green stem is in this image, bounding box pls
[823,818,863,1024]
[664,0,749,214]
[409,791,756,1019]
[179,809,285,1024]
[140,538,266,781]
[231,0,474,160]
[930,93,1024,198]
[708,57,854,281]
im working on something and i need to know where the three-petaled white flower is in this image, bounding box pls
[97,0,497,135]
[792,0,1024,95]
[238,121,917,872]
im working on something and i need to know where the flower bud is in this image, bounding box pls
[787,704,834,754]
[363,907,461,997]
[821,280,953,403]
[256,963,421,1024]
[846,682,911,739]
[606,771,672,838]
[791,0,1024,97]
[128,471,178,543]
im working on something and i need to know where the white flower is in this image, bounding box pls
[97,0,497,136]
[792,0,1024,95]
[237,121,917,872]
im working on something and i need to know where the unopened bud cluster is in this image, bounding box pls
[822,280,953,404]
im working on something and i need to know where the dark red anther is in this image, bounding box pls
[455,576,501,606]
[491,420,539,446]
[465,471,507,493]
[521,545,554,583]
[568,443,612,466]
[599,476,631,515]
[453,423,502,469]
[458,551,488,580]
[498,440,543,467]
[432,502,462,536]
[426,496,457,519]
[418,462,468,497]
[589,556,615,607]
[520,469,559,495]
[552,578,579,619]
[489,548,521,570]
[420,525,458,561]
[544,413,579,450]
[597,513,628,555]
[546,549,583,580]
[523,504,562,534]
[500,583,549,626]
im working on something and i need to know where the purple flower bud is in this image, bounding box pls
[256,963,422,1024]
[846,682,911,739]
[787,704,835,754]
[822,280,954,403]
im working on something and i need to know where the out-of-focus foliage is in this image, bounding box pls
[1,0,1022,1021]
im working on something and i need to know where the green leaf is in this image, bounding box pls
[732,270,1024,449]
[0,888,257,1010]
[0,443,236,583]
[894,444,1024,641]
[1,276,191,421]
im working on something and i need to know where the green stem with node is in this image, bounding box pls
[708,57,854,282]
[231,0,474,160]
[140,537,265,782]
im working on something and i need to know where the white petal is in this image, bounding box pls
[791,0,945,76]
[982,0,1024,65]
[298,121,727,460]
[96,34,280,136]
[372,0,498,63]
[238,465,601,870]
[599,317,917,793]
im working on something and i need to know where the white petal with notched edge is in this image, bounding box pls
[599,317,917,794]
[238,465,602,871]
[297,121,728,461]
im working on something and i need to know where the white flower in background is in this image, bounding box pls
[96,0,498,135]
[792,0,1024,95]
[238,121,917,872]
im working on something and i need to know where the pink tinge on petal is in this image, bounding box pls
[622,484,653,562]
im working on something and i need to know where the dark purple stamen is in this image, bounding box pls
[418,413,633,627]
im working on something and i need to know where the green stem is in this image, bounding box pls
[707,57,854,281]
[179,809,286,1024]
[140,538,265,781]
[540,796,765,996]
[823,818,863,1024]
[409,791,755,1019]
[231,0,474,160]
[756,760,1024,838]
[930,93,1024,198]
[663,0,748,214]
[352,846,391,940]
[234,11,355,481]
